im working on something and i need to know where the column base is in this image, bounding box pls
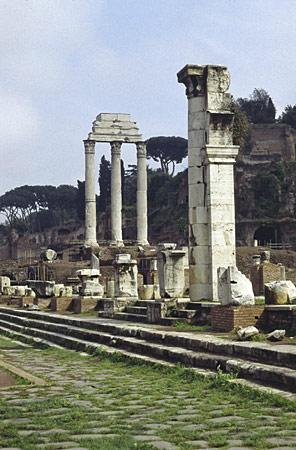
[110,240,125,247]
[137,240,149,246]
[84,240,99,251]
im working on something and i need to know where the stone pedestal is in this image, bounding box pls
[178,65,239,302]
[102,296,137,317]
[84,140,98,249]
[136,143,148,245]
[76,269,104,297]
[113,254,138,298]
[251,262,284,296]
[111,142,123,246]
[157,243,186,298]
[147,301,167,323]
[72,297,102,314]
[0,276,10,294]
[51,297,73,312]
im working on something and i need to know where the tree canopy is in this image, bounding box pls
[145,136,187,176]
[0,184,79,232]
[231,102,250,148]
[237,88,276,124]
[279,105,296,129]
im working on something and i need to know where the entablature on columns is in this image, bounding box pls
[87,113,143,143]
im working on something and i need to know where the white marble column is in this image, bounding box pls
[84,139,98,249]
[111,142,124,246]
[136,142,149,245]
[178,65,239,301]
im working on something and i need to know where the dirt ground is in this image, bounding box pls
[0,368,16,388]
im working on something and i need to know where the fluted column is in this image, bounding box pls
[111,142,124,246]
[84,139,98,249]
[136,142,149,245]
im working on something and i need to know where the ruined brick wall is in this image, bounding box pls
[245,124,296,161]
[211,305,265,332]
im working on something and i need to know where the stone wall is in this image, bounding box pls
[245,124,296,162]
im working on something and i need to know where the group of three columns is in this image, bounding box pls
[84,140,148,249]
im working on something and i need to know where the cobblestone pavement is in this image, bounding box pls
[0,337,296,450]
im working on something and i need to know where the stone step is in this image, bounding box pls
[0,307,296,371]
[160,317,188,326]
[134,300,155,307]
[176,309,197,319]
[186,302,217,310]
[0,315,296,392]
[125,306,147,316]
[112,312,148,323]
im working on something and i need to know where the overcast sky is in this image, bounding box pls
[1,0,296,194]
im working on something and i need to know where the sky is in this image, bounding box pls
[1,0,296,194]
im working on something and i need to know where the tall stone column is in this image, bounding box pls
[136,142,149,245]
[178,65,239,301]
[84,139,98,249]
[111,142,123,246]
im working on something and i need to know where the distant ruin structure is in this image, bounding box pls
[84,113,148,248]
[178,65,239,301]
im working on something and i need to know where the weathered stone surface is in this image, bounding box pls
[76,269,103,297]
[147,302,166,323]
[40,248,57,262]
[178,64,239,301]
[265,280,296,305]
[138,284,154,300]
[157,244,186,298]
[267,329,286,341]
[28,281,55,298]
[0,276,10,294]
[113,254,138,297]
[218,266,255,305]
[236,326,259,340]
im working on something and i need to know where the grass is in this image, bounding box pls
[172,321,211,332]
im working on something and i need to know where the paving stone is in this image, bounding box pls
[227,439,244,446]
[226,448,253,450]
[269,448,296,450]
[185,440,208,447]
[209,415,245,423]
[18,430,36,436]
[36,442,78,449]
[145,423,169,430]
[182,424,204,431]
[266,437,296,445]
[134,435,160,441]
[72,433,118,439]
[151,441,180,450]
[39,428,67,435]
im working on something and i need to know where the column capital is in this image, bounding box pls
[136,142,147,158]
[177,64,230,102]
[111,141,122,156]
[84,139,96,154]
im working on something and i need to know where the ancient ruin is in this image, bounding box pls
[178,64,239,302]
[84,113,148,248]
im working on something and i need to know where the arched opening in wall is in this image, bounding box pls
[254,225,281,246]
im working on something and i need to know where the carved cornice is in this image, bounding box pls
[84,139,96,154]
[177,65,206,98]
[177,64,231,103]
[110,141,122,156]
[136,142,147,158]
